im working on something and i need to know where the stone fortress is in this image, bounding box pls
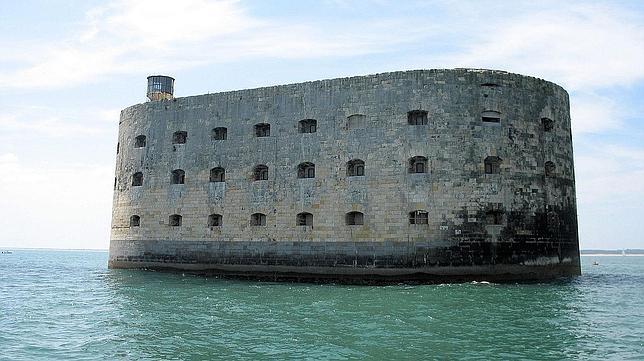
[109,68,581,283]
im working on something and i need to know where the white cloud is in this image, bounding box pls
[0,154,114,249]
[0,0,429,89]
[448,3,644,90]
[0,107,116,138]
[570,92,623,135]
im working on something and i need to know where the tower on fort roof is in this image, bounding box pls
[147,75,174,101]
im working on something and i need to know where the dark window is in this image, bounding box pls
[347,159,365,177]
[132,172,143,186]
[409,210,429,225]
[408,110,428,125]
[297,162,315,178]
[212,127,227,140]
[297,212,313,226]
[135,135,146,148]
[208,214,222,227]
[169,214,182,226]
[130,215,140,227]
[251,213,266,226]
[545,161,556,177]
[485,210,503,225]
[210,167,225,182]
[116,142,119,154]
[171,169,185,184]
[346,211,364,225]
[172,131,187,144]
[542,118,554,132]
[481,110,501,123]
[409,156,428,174]
[255,123,270,137]
[347,114,366,129]
[114,177,117,190]
[254,165,268,181]
[481,83,500,87]
[299,119,317,133]
[484,156,502,174]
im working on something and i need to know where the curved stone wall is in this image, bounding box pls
[109,68,580,283]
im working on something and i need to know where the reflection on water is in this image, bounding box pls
[1,251,642,360]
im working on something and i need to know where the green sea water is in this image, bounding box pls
[0,250,642,360]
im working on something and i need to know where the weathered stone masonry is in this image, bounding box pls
[109,68,581,283]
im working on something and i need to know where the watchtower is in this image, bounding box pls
[147,75,174,101]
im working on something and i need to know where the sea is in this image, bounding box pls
[0,250,642,360]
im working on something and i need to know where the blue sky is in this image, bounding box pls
[1,0,643,250]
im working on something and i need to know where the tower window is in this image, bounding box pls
[485,210,503,225]
[254,165,269,181]
[346,211,364,225]
[299,119,317,133]
[129,215,140,227]
[409,210,429,225]
[297,162,315,179]
[255,123,270,137]
[135,135,146,148]
[132,172,143,186]
[171,169,185,184]
[481,110,501,123]
[210,167,225,182]
[409,156,428,174]
[172,131,187,144]
[169,214,182,226]
[545,161,556,177]
[347,114,366,129]
[542,118,554,132]
[297,212,313,226]
[208,214,222,227]
[408,110,428,125]
[347,159,365,177]
[212,127,227,140]
[251,213,266,226]
[484,156,502,174]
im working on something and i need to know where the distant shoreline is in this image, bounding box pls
[1,247,642,255]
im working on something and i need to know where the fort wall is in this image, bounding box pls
[109,68,580,283]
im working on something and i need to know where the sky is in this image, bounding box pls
[0,0,643,250]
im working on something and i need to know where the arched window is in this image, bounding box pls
[545,161,556,177]
[347,114,366,129]
[251,213,266,226]
[408,110,428,125]
[172,131,187,144]
[484,156,502,174]
[171,169,185,184]
[135,135,146,148]
[485,210,503,225]
[542,117,554,132]
[255,123,270,137]
[208,214,222,227]
[409,156,428,174]
[297,212,313,226]
[253,165,268,181]
[169,214,182,226]
[346,211,364,225]
[130,215,140,227]
[299,119,317,133]
[481,110,501,123]
[297,162,315,178]
[132,172,143,186]
[409,210,428,225]
[210,167,225,182]
[347,159,365,177]
[212,127,227,140]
